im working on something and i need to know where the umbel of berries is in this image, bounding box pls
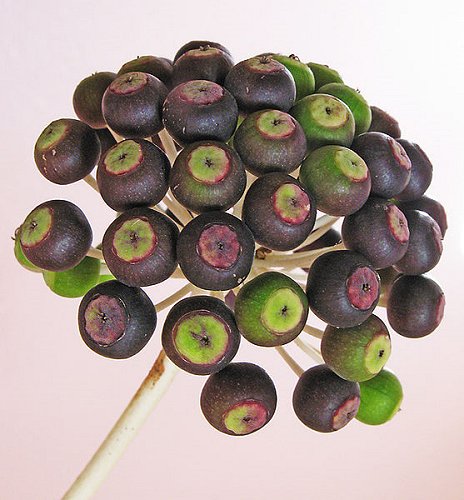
[14,36,447,462]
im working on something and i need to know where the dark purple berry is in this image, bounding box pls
[174,40,232,62]
[117,55,173,88]
[368,106,401,138]
[397,195,448,237]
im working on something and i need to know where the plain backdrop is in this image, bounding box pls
[1,1,463,499]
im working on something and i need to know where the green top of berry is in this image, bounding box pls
[309,94,350,128]
[272,183,310,225]
[187,145,230,184]
[112,217,157,262]
[104,140,144,175]
[109,72,149,95]
[256,110,296,139]
[20,206,52,247]
[179,80,224,105]
[35,120,69,152]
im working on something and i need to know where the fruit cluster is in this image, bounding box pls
[15,41,446,436]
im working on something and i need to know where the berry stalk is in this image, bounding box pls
[275,346,304,376]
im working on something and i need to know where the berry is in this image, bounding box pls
[306,250,380,328]
[200,362,277,435]
[321,314,391,382]
[272,54,315,100]
[235,272,309,347]
[117,55,173,88]
[96,128,117,156]
[177,211,255,291]
[368,106,401,138]
[170,140,246,213]
[224,55,296,113]
[387,275,445,338]
[97,139,170,212]
[290,93,355,151]
[78,280,156,358]
[242,173,316,251]
[102,207,178,287]
[299,145,371,216]
[163,80,238,146]
[162,296,240,375]
[397,195,447,237]
[34,119,100,185]
[13,229,42,272]
[356,369,403,425]
[342,197,410,269]
[19,200,92,272]
[174,40,232,62]
[307,62,343,89]
[293,364,360,432]
[102,72,167,138]
[73,72,117,129]
[233,109,307,176]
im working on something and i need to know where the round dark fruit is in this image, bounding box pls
[42,256,101,298]
[321,314,391,382]
[72,72,117,129]
[235,272,308,347]
[162,80,238,146]
[272,54,315,100]
[299,145,371,216]
[34,119,101,185]
[242,173,316,251]
[233,109,307,176]
[102,207,178,287]
[307,62,343,89]
[293,364,360,433]
[368,106,401,138]
[356,369,403,425]
[397,195,448,237]
[170,141,246,213]
[393,210,443,275]
[224,55,296,113]
[290,94,355,151]
[117,55,173,88]
[172,46,234,86]
[78,280,157,359]
[102,72,167,138]
[19,200,92,272]
[162,295,240,375]
[342,197,410,269]
[174,40,232,62]
[200,362,277,435]
[97,139,170,212]
[177,211,255,291]
[96,128,117,157]
[387,274,445,338]
[351,132,411,198]
[306,250,380,328]
[318,83,371,135]
[395,140,433,201]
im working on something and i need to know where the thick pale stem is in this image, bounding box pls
[303,325,324,339]
[63,351,178,500]
[87,247,104,260]
[155,283,194,312]
[275,346,304,377]
[83,175,99,193]
[294,337,323,363]
[313,214,339,232]
[158,129,178,164]
[162,194,193,226]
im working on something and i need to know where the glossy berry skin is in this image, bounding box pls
[172,46,234,86]
[96,128,117,157]
[393,210,443,275]
[78,280,157,359]
[34,119,101,185]
[170,141,246,213]
[242,173,316,251]
[19,199,92,272]
[224,56,296,113]
[395,140,433,201]
[306,250,380,328]
[368,106,401,138]
[233,109,307,176]
[397,196,447,237]
[117,55,173,88]
[102,207,178,287]
[97,139,170,212]
[177,211,255,291]
[174,40,232,62]
[351,132,411,198]
[387,275,445,338]
[200,362,277,436]
[307,62,343,90]
[102,72,168,138]
[162,296,240,375]
[293,364,360,433]
[342,197,410,269]
[272,54,315,100]
[72,72,117,129]
[163,80,238,146]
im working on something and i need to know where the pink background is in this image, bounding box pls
[1,1,463,498]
